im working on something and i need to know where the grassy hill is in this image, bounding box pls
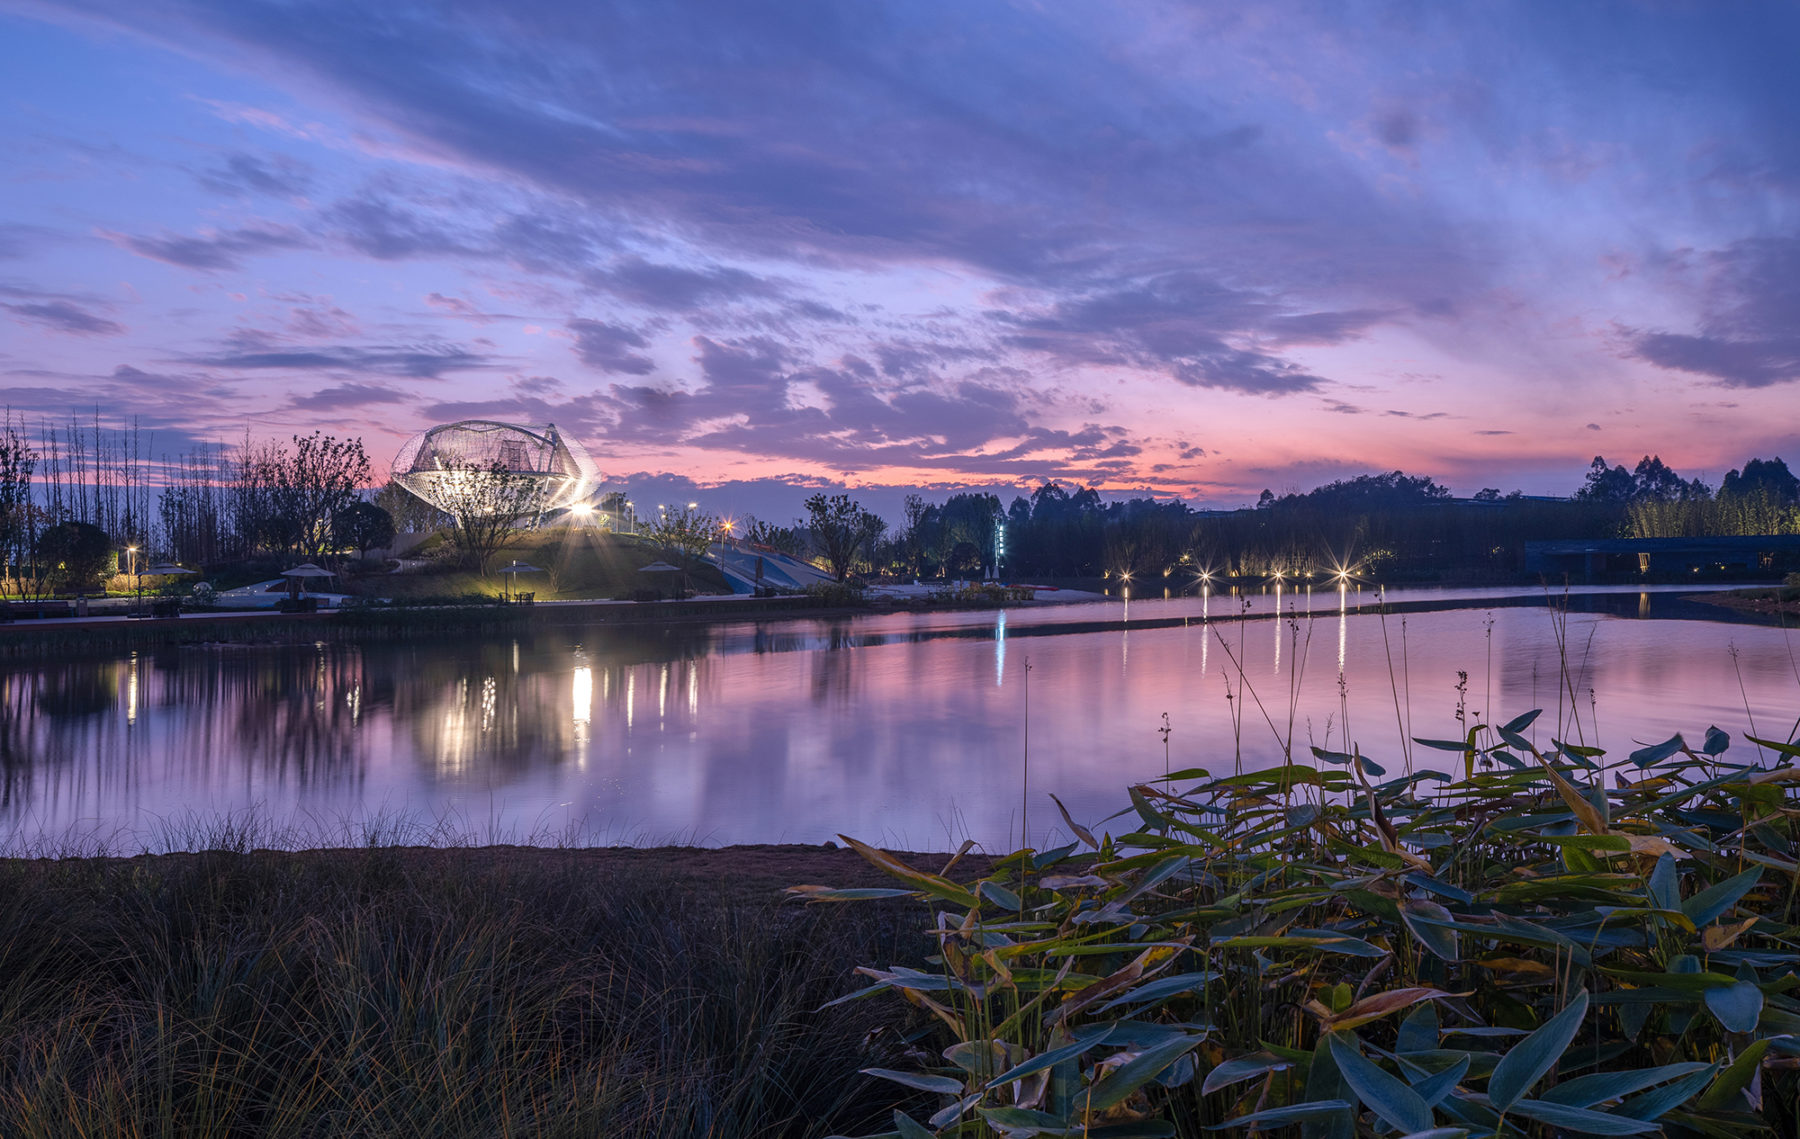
[348,528,735,601]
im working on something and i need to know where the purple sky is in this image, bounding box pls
[3,1,1798,519]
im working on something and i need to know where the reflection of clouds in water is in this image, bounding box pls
[0,591,1796,848]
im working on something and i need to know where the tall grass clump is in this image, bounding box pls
[0,846,918,1138]
[800,716,1800,1136]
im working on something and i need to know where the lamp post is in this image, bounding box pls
[126,545,139,614]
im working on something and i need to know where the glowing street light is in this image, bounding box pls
[126,544,140,612]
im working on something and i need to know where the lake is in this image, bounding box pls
[2,584,1797,853]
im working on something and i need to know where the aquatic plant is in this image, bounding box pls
[798,715,1800,1136]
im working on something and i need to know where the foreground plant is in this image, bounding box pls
[794,714,1800,1137]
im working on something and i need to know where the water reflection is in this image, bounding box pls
[0,588,1795,849]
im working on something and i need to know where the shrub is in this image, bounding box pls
[801,714,1800,1136]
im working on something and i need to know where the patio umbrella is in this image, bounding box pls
[280,563,336,599]
[496,561,544,601]
[636,561,681,573]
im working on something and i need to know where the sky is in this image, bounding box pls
[2,0,1798,520]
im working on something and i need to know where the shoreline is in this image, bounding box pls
[0,577,1785,654]
[1691,584,1800,619]
[1,841,983,901]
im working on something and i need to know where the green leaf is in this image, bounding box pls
[978,1105,1065,1131]
[1301,1035,1354,1139]
[1049,792,1098,848]
[1097,970,1220,1012]
[1410,1055,1469,1107]
[1487,990,1589,1112]
[838,836,981,907]
[1204,1101,1353,1129]
[1400,900,1459,961]
[978,880,1023,911]
[893,1109,936,1139]
[986,1030,1114,1091]
[1129,785,1171,831]
[1505,1099,1658,1134]
[1085,1036,1203,1112]
[1616,1063,1718,1120]
[1703,726,1731,756]
[1696,1038,1769,1111]
[1747,734,1800,759]
[1201,1051,1296,1096]
[1646,853,1681,914]
[1629,734,1686,768]
[862,1068,965,1095]
[1704,981,1764,1033]
[1502,709,1543,734]
[1540,1062,1713,1108]
[1327,1034,1434,1134]
[1682,866,1762,927]
[1396,1003,1439,1055]
[1413,737,1473,752]
[1497,726,1534,754]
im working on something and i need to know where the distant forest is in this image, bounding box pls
[867,455,1800,583]
[5,407,1798,591]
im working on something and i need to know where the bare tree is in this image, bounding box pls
[0,420,35,598]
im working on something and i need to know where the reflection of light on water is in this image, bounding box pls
[480,676,496,734]
[1200,588,1209,676]
[512,640,520,674]
[573,667,592,724]
[1273,584,1283,675]
[439,677,471,774]
[348,683,362,723]
[127,652,138,725]
[658,664,668,728]
[687,665,698,717]
[1338,584,1348,674]
[626,671,635,731]
[572,665,592,751]
[995,610,1006,687]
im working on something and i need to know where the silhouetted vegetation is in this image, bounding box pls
[873,456,1800,585]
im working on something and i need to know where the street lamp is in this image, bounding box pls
[126,545,139,613]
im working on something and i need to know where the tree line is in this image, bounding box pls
[0,418,392,597]
[4,409,1795,600]
[779,454,1800,585]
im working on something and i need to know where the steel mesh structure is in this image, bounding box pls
[391,421,597,516]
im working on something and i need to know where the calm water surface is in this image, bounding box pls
[3,584,1798,851]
